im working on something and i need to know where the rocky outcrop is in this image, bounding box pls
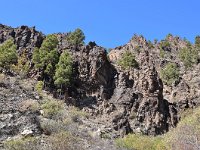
[109,34,200,102]
[0,24,44,58]
[55,35,117,106]
[91,51,178,136]
[0,24,199,138]
[132,51,178,135]
[108,35,149,63]
[47,33,180,136]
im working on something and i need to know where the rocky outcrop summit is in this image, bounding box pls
[0,24,44,58]
[0,24,200,143]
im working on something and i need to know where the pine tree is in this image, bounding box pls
[32,47,41,68]
[66,28,85,47]
[0,39,17,71]
[54,51,73,89]
[32,34,59,82]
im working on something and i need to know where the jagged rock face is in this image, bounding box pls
[0,24,44,57]
[133,51,177,135]
[108,35,149,63]
[109,34,200,103]
[57,34,116,91]
[105,35,194,135]
[104,34,200,135]
[95,51,178,136]
[0,24,198,137]
[56,34,117,103]
[55,34,179,136]
[137,51,163,97]
[71,42,117,106]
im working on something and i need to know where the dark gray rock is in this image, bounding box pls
[0,75,41,142]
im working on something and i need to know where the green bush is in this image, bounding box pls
[35,81,44,93]
[41,99,64,118]
[117,51,139,69]
[116,134,166,150]
[179,47,198,69]
[161,63,179,85]
[0,39,18,71]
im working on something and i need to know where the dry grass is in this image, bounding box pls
[46,131,79,150]
[19,100,40,112]
[4,137,39,150]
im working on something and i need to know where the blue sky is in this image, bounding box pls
[1,0,200,48]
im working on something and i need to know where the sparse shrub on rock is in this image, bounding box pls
[66,28,85,47]
[117,51,139,69]
[161,62,179,85]
[35,81,44,93]
[179,47,198,69]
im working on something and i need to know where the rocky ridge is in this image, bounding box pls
[0,24,200,148]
